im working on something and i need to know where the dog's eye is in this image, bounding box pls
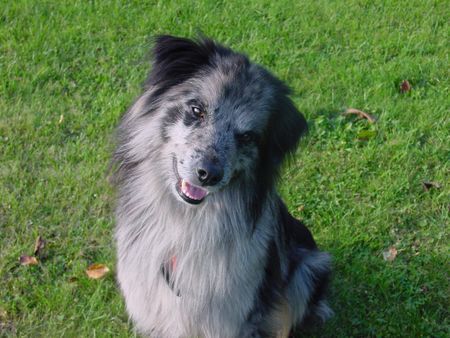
[192,106,206,120]
[236,131,256,145]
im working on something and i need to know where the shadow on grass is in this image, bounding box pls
[293,238,449,337]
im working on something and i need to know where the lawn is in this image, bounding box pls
[0,0,448,337]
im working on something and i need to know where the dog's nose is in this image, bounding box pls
[196,163,223,186]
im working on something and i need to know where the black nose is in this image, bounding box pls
[196,163,224,186]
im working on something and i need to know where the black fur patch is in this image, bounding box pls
[278,199,317,252]
[144,35,232,97]
[277,199,331,327]
[245,239,284,337]
[265,82,308,166]
[277,198,319,287]
[160,262,181,297]
[245,74,308,224]
[161,106,183,141]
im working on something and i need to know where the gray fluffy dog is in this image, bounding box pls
[113,36,332,338]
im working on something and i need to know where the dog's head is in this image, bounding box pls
[122,36,307,206]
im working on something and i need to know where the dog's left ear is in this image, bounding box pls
[267,94,308,166]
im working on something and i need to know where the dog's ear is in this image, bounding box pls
[145,35,218,92]
[266,94,308,166]
[250,93,307,225]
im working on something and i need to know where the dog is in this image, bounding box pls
[112,35,332,338]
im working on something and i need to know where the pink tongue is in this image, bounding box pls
[181,180,208,200]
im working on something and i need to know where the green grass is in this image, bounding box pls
[0,0,448,336]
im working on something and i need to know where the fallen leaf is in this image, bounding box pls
[357,130,377,141]
[400,80,411,93]
[343,108,377,123]
[422,181,441,191]
[382,247,397,262]
[297,205,305,212]
[19,255,38,266]
[86,263,110,279]
[34,236,46,256]
[58,114,64,124]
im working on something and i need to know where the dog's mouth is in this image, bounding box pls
[176,179,208,205]
[173,155,208,205]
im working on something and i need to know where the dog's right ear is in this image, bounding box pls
[144,35,218,92]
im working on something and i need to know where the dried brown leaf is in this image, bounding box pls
[382,247,398,262]
[400,80,412,93]
[86,263,110,279]
[422,181,441,191]
[19,255,38,266]
[34,236,46,256]
[343,108,377,123]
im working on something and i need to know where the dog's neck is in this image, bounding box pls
[116,157,279,256]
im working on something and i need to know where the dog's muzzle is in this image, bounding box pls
[173,156,209,205]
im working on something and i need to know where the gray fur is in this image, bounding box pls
[113,36,331,338]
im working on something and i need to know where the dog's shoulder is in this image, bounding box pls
[276,198,317,251]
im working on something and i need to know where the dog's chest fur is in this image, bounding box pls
[116,187,278,337]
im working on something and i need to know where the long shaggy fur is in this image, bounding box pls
[113,35,332,338]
